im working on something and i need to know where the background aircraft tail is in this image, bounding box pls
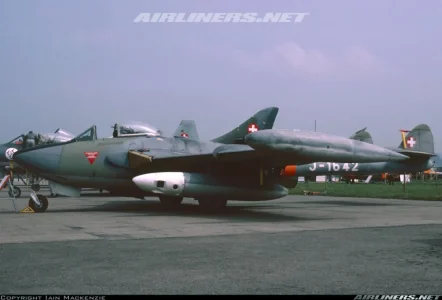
[211,107,279,144]
[396,124,435,157]
[173,120,199,140]
[349,127,373,144]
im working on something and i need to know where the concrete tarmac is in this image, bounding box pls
[1,190,441,294]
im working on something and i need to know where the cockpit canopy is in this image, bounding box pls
[7,134,24,145]
[54,128,74,138]
[6,127,96,149]
[112,121,163,138]
[37,129,75,145]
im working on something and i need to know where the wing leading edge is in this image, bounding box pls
[127,144,263,170]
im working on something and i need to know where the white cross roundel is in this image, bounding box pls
[407,137,416,148]
[248,123,259,133]
[181,132,189,138]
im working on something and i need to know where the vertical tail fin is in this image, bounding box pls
[398,124,434,155]
[211,107,279,144]
[173,120,199,140]
[349,127,373,144]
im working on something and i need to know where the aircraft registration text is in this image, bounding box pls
[308,162,359,172]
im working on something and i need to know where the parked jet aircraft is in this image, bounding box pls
[12,107,408,213]
[8,107,278,199]
[278,124,436,179]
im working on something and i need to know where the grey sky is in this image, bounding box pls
[1,0,441,150]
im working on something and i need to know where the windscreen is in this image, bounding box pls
[118,121,163,137]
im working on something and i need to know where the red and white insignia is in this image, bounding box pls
[181,132,189,138]
[247,123,259,133]
[407,136,416,148]
[84,151,99,164]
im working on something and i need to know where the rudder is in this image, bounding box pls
[398,124,434,155]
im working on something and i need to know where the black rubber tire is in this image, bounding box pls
[28,194,49,213]
[8,186,21,198]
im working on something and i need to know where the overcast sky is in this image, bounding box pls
[1,0,441,150]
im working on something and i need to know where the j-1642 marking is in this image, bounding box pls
[308,162,359,172]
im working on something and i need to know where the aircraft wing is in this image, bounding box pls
[127,144,263,170]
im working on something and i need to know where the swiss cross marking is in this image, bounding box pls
[407,137,416,148]
[248,123,259,133]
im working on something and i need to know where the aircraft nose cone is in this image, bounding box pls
[13,145,63,174]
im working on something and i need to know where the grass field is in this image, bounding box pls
[289,180,442,201]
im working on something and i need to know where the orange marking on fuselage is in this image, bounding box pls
[282,165,297,177]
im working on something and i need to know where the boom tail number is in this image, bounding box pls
[279,162,360,177]
[308,162,359,172]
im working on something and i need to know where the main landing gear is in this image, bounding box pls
[28,190,49,213]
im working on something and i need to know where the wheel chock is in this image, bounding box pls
[20,206,34,213]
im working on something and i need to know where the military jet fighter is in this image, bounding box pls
[12,107,408,213]
[277,124,436,180]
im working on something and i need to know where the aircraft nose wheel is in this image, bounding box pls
[28,193,49,213]
[8,186,21,198]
